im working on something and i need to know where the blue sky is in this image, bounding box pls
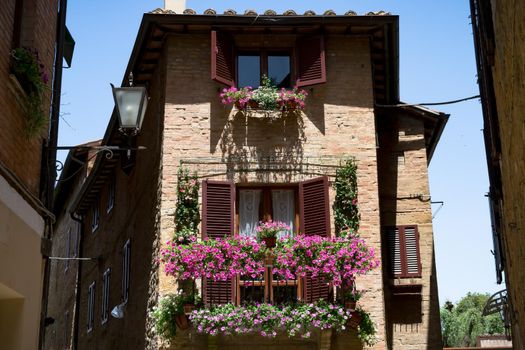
[58,0,502,304]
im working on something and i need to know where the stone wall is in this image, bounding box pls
[490,0,525,347]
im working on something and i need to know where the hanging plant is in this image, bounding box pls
[11,47,50,137]
[174,167,200,241]
[333,159,360,238]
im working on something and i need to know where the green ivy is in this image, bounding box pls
[357,308,378,346]
[175,167,200,235]
[11,47,48,137]
[152,291,202,339]
[333,159,360,237]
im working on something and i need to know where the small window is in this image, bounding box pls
[73,222,80,257]
[101,268,111,324]
[237,53,260,88]
[122,240,131,303]
[87,282,95,333]
[65,227,71,272]
[107,176,115,213]
[386,225,422,278]
[91,199,100,233]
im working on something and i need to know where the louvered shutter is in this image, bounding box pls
[388,228,402,276]
[387,226,421,278]
[404,227,421,277]
[211,31,235,86]
[299,176,331,236]
[202,180,235,305]
[296,35,327,87]
[299,176,331,302]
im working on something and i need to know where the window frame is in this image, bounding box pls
[63,310,69,349]
[386,225,422,279]
[91,199,100,233]
[122,240,131,304]
[236,48,295,88]
[107,175,116,213]
[101,268,111,325]
[87,281,95,333]
[64,227,71,273]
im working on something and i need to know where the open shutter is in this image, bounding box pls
[299,176,331,302]
[202,180,235,305]
[299,176,331,236]
[296,35,327,87]
[211,31,235,86]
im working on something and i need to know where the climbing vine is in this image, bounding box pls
[333,159,360,238]
[175,167,200,239]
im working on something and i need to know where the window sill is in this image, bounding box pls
[389,278,423,295]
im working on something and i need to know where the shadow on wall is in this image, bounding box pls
[217,110,306,183]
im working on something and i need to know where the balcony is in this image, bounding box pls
[155,235,380,347]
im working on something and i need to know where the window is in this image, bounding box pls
[122,240,131,303]
[73,221,80,257]
[201,177,331,306]
[237,187,297,237]
[211,31,326,88]
[91,199,100,233]
[65,227,71,272]
[12,0,24,48]
[237,51,291,88]
[386,225,422,278]
[101,268,111,324]
[87,282,95,333]
[107,176,115,213]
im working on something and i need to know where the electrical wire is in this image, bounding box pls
[376,95,480,108]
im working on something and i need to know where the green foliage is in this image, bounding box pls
[152,291,202,340]
[441,292,506,347]
[175,167,200,237]
[333,159,360,237]
[251,75,279,110]
[11,47,49,136]
[357,308,378,347]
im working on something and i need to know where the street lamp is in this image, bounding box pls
[111,73,148,135]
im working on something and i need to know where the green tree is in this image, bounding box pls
[441,292,506,347]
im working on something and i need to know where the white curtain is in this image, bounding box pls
[271,190,295,237]
[239,190,262,237]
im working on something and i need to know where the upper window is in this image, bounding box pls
[87,282,95,333]
[101,268,111,325]
[91,199,100,233]
[211,31,326,88]
[386,225,422,278]
[65,227,71,272]
[237,51,291,88]
[122,240,131,303]
[107,176,115,213]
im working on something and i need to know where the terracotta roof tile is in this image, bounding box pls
[148,8,392,16]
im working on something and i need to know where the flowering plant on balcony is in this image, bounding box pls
[219,76,308,111]
[272,235,380,287]
[161,237,266,281]
[255,220,290,239]
[189,300,351,338]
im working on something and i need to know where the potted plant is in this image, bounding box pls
[174,227,196,245]
[356,309,377,346]
[341,288,362,311]
[152,290,202,334]
[255,220,290,248]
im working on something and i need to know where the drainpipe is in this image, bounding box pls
[39,0,67,348]
[70,212,83,350]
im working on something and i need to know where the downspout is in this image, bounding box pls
[70,212,84,350]
[39,0,67,348]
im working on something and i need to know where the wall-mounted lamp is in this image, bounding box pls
[49,73,148,164]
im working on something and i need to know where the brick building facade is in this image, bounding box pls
[471,0,525,348]
[0,0,58,349]
[52,8,447,349]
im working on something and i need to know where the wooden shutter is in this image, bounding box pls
[296,35,327,87]
[299,176,331,302]
[387,226,421,278]
[201,180,235,305]
[299,176,331,236]
[211,31,235,86]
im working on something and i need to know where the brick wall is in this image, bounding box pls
[0,0,57,195]
[377,114,442,349]
[159,32,388,349]
[490,0,525,348]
